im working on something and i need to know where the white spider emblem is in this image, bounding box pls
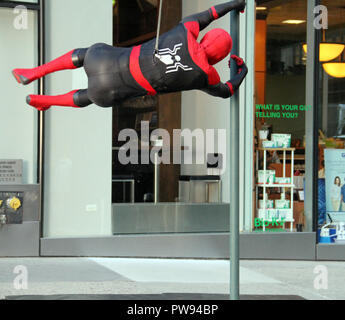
[155,43,193,74]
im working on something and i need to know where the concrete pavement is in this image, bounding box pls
[0,258,343,300]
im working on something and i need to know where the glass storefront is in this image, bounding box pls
[2,0,345,259]
[110,0,345,242]
[317,0,345,245]
[110,0,231,235]
[253,0,308,233]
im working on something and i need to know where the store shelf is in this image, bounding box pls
[279,155,305,160]
[256,147,295,232]
[257,147,296,151]
[256,215,295,223]
[256,184,295,188]
[261,218,295,222]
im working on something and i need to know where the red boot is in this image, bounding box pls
[13,50,77,85]
[26,90,80,111]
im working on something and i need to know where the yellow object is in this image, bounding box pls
[323,62,345,78]
[319,129,326,140]
[0,200,3,207]
[283,20,306,25]
[8,197,21,211]
[303,43,345,62]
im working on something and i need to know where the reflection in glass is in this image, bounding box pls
[0,8,38,184]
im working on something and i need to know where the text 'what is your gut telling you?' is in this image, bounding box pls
[256,104,312,119]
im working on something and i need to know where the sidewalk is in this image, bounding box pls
[0,258,343,300]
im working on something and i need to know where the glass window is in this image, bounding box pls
[317,0,345,244]
[111,0,230,235]
[0,7,38,185]
[253,0,308,233]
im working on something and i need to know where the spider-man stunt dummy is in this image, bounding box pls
[13,0,247,111]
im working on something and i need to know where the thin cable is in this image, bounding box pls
[155,0,163,53]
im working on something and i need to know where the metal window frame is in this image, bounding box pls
[0,0,45,239]
[305,0,320,233]
[0,0,39,10]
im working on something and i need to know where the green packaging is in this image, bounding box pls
[271,134,291,148]
[275,199,290,209]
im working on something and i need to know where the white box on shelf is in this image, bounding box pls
[258,170,275,184]
[275,199,290,209]
[257,209,266,219]
[257,208,277,220]
[262,141,275,148]
[278,209,293,220]
[271,134,291,148]
[259,199,274,209]
[275,177,292,184]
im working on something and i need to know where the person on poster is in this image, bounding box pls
[331,176,342,212]
[341,181,345,212]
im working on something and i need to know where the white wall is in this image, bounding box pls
[43,0,113,237]
[0,8,38,184]
[182,0,232,202]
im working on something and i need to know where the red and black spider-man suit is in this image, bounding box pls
[12,0,247,111]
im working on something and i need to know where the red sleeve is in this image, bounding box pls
[183,21,200,39]
[207,66,221,86]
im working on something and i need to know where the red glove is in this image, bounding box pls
[231,54,244,74]
[231,54,244,66]
[227,55,248,96]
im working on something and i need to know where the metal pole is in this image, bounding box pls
[230,8,240,300]
[305,0,320,232]
[38,0,45,240]
[154,151,160,203]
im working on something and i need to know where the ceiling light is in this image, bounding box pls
[256,7,267,11]
[323,62,345,78]
[303,43,345,62]
[282,20,306,25]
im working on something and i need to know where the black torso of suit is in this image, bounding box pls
[83,23,208,107]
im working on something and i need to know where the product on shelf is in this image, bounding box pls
[275,199,290,209]
[258,208,278,220]
[275,177,292,184]
[258,170,275,184]
[271,133,291,148]
[278,209,293,220]
[262,140,275,148]
[259,199,274,209]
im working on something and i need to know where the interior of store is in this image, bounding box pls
[255,0,345,236]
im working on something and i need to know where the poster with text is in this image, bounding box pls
[325,149,345,217]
